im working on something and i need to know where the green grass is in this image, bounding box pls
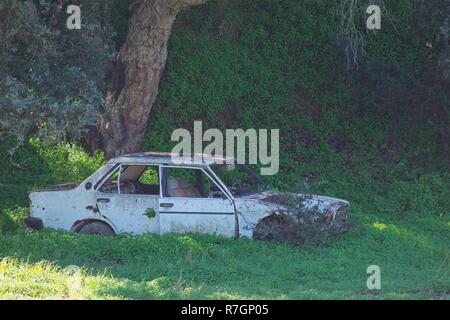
[0,211,448,299]
[0,134,448,300]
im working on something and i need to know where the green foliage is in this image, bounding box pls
[0,207,28,235]
[142,0,449,172]
[110,0,134,47]
[138,0,449,220]
[0,138,104,233]
[0,0,115,144]
[139,167,159,185]
[145,208,156,219]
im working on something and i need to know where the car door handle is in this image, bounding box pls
[97,198,110,203]
[160,203,174,208]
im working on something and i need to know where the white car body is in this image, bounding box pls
[26,152,349,238]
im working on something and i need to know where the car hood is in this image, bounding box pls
[238,190,349,213]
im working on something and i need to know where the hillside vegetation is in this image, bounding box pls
[0,0,449,299]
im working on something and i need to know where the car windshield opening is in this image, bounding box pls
[211,163,267,197]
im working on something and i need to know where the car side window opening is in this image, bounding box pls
[211,163,267,196]
[97,166,122,193]
[163,167,226,199]
[98,165,160,195]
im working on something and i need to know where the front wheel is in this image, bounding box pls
[78,222,115,235]
[253,212,296,242]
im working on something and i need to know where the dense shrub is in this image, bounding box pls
[0,0,115,146]
[0,139,104,233]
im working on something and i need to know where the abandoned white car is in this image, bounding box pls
[25,152,350,240]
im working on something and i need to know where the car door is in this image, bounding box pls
[95,164,160,235]
[159,165,235,237]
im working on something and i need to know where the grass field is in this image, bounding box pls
[0,213,448,299]
[0,143,448,300]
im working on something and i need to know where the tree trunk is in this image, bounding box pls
[99,0,207,159]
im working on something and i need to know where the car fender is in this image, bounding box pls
[70,216,118,234]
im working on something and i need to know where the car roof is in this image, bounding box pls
[108,152,234,166]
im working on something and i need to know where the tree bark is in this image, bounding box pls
[99,0,207,159]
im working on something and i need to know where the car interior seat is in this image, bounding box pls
[167,179,201,197]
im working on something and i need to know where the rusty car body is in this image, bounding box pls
[25,152,350,239]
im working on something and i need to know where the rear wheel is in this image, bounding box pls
[78,221,115,235]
